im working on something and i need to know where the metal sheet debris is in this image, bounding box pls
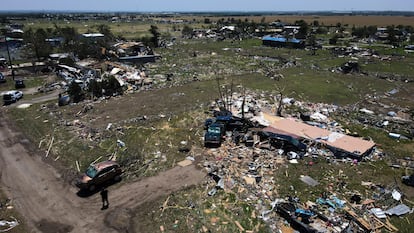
[299,175,319,186]
[386,204,412,216]
[0,217,19,232]
[371,208,386,218]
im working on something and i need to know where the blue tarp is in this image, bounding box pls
[262,36,302,44]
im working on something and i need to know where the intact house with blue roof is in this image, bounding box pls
[262,35,305,49]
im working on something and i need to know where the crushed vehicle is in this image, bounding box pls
[204,110,231,147]
[402,174,414,187]
[214,109,232,122]
[2,90,23,105]
[215,110,249,131]
[260,131,307,153]
[204,110,254,147]
[76,160,122,191]
[15,79,25,89]
[204,122,226,147]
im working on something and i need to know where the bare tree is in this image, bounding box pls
[273,85,286,117]
[240,87,246,119]
[215,76,235,112]
[215,76,226,110]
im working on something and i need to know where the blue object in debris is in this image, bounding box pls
[332,196,345,208]
[326,200,336,209]
[317,197,336,208]
[262,36,303,44]
[316,197,326,205]
[295,208,314,216]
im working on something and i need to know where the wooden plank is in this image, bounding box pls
[234,220,245,232]
[371,216,385,230]
[75,160,80,172]
[344,207,371,231]
[177,159,193,167]
[45,136,54,157]
[385,217,399,232]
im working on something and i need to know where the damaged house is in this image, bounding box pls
[261,113,375,159]
[111,41,160,64]
[262,35,305,49]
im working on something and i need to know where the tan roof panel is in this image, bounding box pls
[262,112,375,156]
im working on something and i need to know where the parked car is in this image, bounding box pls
[2,90,23,105]
[0,72,5,83]
[76,160,122,191]
[15,79,25,89]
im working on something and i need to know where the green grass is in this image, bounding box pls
[111,112,206,178]
[363,59,414,77]
[6,90,210,178]
[131,186,270,233]
[7,103,108,171]
[231,69,392,105]
[154,38,404,106]
[0,75,46,93]
[337,119,414,159]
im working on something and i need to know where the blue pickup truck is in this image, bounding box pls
[204,121,226,147]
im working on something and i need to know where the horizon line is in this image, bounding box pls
[1,10,414,14]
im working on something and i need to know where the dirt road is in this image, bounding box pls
[0,111,206,232]
[5,89,61,107]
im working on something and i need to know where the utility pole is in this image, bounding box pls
[4,36,15,80]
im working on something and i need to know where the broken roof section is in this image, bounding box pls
[262,112,375,157]
[111,41,159,64]
[113,41,145,50]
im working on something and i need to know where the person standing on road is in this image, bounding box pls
[100,188,109,210]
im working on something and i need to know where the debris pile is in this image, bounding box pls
[200,138,411,232]
[197,90,414,232]
[336,92,414,142]
[339,61,360,74]
[331,46,379,58]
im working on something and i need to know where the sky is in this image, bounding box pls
[3,0,414,12]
